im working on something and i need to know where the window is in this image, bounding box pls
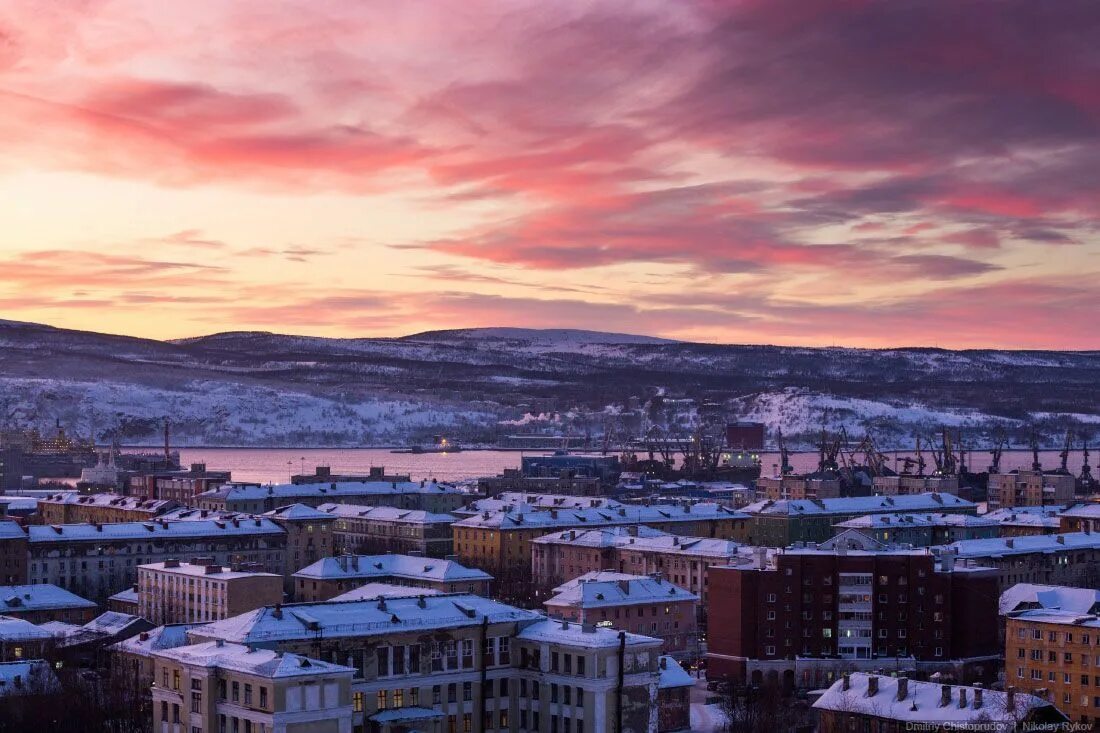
[244,684,252,705]
[232,681,239,702]
[463,682,472,702]
[576,656,585,676]
[377,690,388,710]
[353,692,364,713]
[576,687,584,707]
[191,692,201,713]
[259,687,268,709]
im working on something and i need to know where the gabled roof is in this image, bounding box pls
[545,573,697,609]
[942,532,1100,559]
[742,492,975,517]
[28,517,284,543]
[516,618,660,649]
[192,594,540,644]
[154,641,354,679]
[658,655,693,689]
[454,501,745,529]
[316,502,455,524]
[1000,583,1100,618]
[0,521,27,540]
[110,623,206,656]
[263,503,335,521]
[0,584,96,613]
[292,554,491,583]
[0,615,52,642]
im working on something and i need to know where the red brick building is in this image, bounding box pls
[706,546,999,689]
[544,571,699,655]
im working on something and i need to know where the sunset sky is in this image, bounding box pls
[1,1,1098,348]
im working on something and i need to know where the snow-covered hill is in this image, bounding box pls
[0,320,1096,447]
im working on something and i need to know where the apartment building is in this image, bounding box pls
[935,532,1100,591]
[870,474,960,495]
[196,480,468,515]
[0,616,52,662]
[739,493,978,547]
[263,504,335,587]
[1003,584,1100,725]
[27,518,286,603]
[129,463,232,503]
[1058,503,1100,533]
[530,526,750,613]
[316,502,456,557]
[812,672,1066,733]
[453,501,748,571]
[544,572,698,655]
[756,475,842,501]
[0,521,28,584]
[988,470,1076,509]
[37,492,178,525]
[292,554,492,602]
[452,494,623,519]
[110,622,204,690]
[0,584,97,624]
[477,471,603,498]
[188,594,670,733]
[983,505,1064,536]
[832,512,999,547]
[151,640,355,733]
[138,559,283,624]
[706,545,999,689]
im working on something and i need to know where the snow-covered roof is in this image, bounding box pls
[110,623,206,656]
[981,506,1063,528]
[742,493,975,516]
[0,521,27,539]
[84,611,147,636]
[454,501,745,530]
[292,554,491,583]
[156,507,250,522]
[0,660,60,696]
[0,584,96,613]
[812,672,1058,726]
[38,492,174,512]
[108,587,139,604]
[208,480,462,502]
[316,502,456,525]
[658,656,693,689]
[28,517,284,543]
[331,583,444,602]
[154,640,354,679]
[1059,503,1100,520]
[516,618,660,649]
[835,512,998,530]
[458,494,624,514]
[1000,583,1100,618]
[531,526,670,548]
[263,503,335,521]
[0,615,53,642]
[139,561,281,580]
[369,706,443,723]
[193,595,541,644]
[546,572,698,609]
[940,532,1100,559]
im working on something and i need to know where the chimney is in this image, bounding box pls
[1057,535,1065,545]
[866,675,879,697]
[1006,686,1016,712]
[215,638,224,648]
[138,632,150,642]
[1005,538,1014,548]
[958,688,967,708]
[973,683,983,709]
[272,603,282,619]
[896,676,908,702]
[940,685,951,707]
[842,673,850,691]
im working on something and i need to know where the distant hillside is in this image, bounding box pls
[0,319,1097,447]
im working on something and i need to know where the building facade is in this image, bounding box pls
[37,492,177,525]
[196,481,468,515]
[706,546,999,689]
[27,518,286,603]
[138,559,283,625]
[988,470,1076,509]
[936,532,1100,592]
[316,503,455,557]
[0,521,28,585]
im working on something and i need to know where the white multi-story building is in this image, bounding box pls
[138,559,283,625]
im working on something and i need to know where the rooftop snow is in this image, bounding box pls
[454,501,745,530]
[812,672,1057,725]
[1060,503,1100,519]
[545,573,698,608]
[0,660,59,696]
[154,640,354,679]
[531,526,670,548]
[28,517,283,543]
[263,503,335,520]
[0,615,53,641]
[1000,583,1100,617]
[110,623,206,656]
[516,618,660,649]
[331,584,444,602]
[207,480,462,502]
[292,554,491,582]
[0,584,96,612]
[0,521,27,539]
[835,512,997,529]
[658,656,693,689]
[742,493,975,516]
[139,561,281,580]
[981,506,1063,527]
[192,594,541,644]
[941,532,1100,559]
[316,502,455,524]
[39,492,173,511]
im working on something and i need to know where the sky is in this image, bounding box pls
[1,1,1098,349]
